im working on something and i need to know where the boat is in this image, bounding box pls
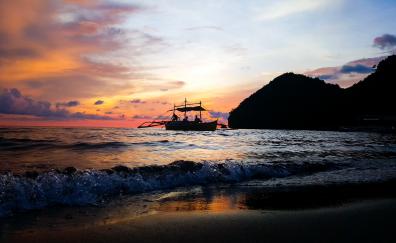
[138,99,218,131]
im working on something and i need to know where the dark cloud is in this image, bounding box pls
[0,88,112,120]
[105,111,113,114]
[132,114,152,119]
[373,34,396,50]
[339,64,373,74]
[94,100,104,105]
[130,99,146,104]
[0,88,54,117]
[68,112,112,120]
[209,111,229,120]
[0,48,39,59]
[56,100,80,108]
[317,74,336,80]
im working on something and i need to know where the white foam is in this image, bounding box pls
[0,161,334,217]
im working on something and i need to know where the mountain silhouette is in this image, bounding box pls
[228,55,396,130]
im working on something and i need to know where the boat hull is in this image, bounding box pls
[165,120,217,131]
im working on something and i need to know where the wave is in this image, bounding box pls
[0,138,173,151]
[0,160,338,217]
[0,138,59,150]
[68,141,130,149]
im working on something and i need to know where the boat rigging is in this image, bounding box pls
[138,98,220,131]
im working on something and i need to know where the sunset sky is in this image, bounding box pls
[1,0,396,127]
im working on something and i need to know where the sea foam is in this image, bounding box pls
[0,160,335,217]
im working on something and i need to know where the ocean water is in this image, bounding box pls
[1,127,396,216]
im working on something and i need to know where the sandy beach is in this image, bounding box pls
[2,199,395,243]
[1,183,396,243]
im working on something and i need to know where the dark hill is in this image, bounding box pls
[346,55,396,118]
[228,55,396,130]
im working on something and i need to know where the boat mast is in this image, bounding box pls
[199,100,202,119]
[184,98,187,118]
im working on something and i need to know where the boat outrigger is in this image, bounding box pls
[138,99,218,131]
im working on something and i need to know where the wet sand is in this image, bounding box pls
[1,183,396,243]
[1,199,395,243]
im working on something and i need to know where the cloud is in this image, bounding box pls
[137,80,185,93]
[153,101,170,105]
[339,64,374,74]
[0,0,166,101]
[256,0,336,20]
[317,74,337,80]
[185,26,223,31]
[131,114,169,120]
[132,114,152,119]
[94,100,104,105]
[346,56,386,67]
[56,100,80,108]
[373,34,396,50]
[0,88,113,120]
[21,74,136,100]
[224,43,247,56]
[0,48,40,59]
[305,56,385,88]
[209,111,229,120]
[130,99,146,104]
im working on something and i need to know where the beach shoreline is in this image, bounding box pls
[1,181,396,243]
[1,198,395,243]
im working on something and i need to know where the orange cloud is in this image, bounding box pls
[0,0,151,101]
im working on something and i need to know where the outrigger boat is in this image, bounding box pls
[138,99,218,131]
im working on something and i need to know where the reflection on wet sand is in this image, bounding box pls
[153,192,247,212]
[2,181,396,241]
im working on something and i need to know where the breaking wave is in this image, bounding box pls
[0,160,337,217]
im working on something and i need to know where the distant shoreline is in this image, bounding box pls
[1,124,395,133]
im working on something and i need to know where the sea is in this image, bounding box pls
[1,127,396,217]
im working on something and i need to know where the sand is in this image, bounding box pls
[1,198,395,243]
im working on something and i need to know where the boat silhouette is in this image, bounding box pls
[138,98,218,131]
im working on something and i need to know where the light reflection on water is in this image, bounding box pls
[1,127,396,173]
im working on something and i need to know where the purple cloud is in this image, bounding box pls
[339,64,374,74]
[209,111,229,120]
[132,114,152,119]
[94,100,104,105]
[130,99,146,104]
[317,74,337,80]
[305,56,385,88]
[56,100,80,108]
[0,48,39,59]
[373,34,396,50]
[0,88,113,120]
